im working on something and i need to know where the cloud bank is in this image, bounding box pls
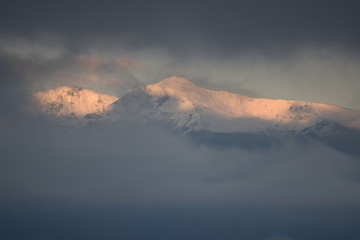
[1,109,360,239]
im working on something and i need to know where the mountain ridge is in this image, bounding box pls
[110,76,360,134]
[34,85,119,120]
[33,77,360,135]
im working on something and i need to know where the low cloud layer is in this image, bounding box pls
[1,108,360,239]
[1,112,360,206]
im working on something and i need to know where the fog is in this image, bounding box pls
[1,111,360,204]
[1,106,360,239]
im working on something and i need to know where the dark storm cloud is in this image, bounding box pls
[1,0,360,55]
[2,1,360,109]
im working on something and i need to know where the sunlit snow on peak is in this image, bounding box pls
[115,77,360,133]
[34,86,119,118]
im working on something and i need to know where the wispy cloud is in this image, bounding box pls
[0,35,66,61]
[2,35,359,110]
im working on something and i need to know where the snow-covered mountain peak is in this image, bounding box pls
[147,76,201,95]
[113,77,360,133]
[155,76,198,87]
[34,86,119,119]
[59,85,83,91]
[26,78,360,155]
[32,78,360,137]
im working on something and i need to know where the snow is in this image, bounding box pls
[34,77,360,134]
[34,86,119,118]
[120,76,360,133]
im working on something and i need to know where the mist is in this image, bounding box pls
[1,110,360,204]
[1,108,360,239]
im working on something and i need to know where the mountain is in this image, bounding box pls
[33,77,360,154]
[111,77,360,133]
[110,77,360,154]
[34,86,119,122]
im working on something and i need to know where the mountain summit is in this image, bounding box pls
[34,86,119,120]
[33,77,360,154]
[151,76,200,89]
[112,77,360,134]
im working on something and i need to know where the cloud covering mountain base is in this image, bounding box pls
[1,113,360,239]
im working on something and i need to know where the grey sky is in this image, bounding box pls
[1,0,360,109]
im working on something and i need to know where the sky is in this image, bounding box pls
[1,1,360,240]
[1,0,360,109]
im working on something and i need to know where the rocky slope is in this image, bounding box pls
[34,86,119,121]
[111,77,360,135]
